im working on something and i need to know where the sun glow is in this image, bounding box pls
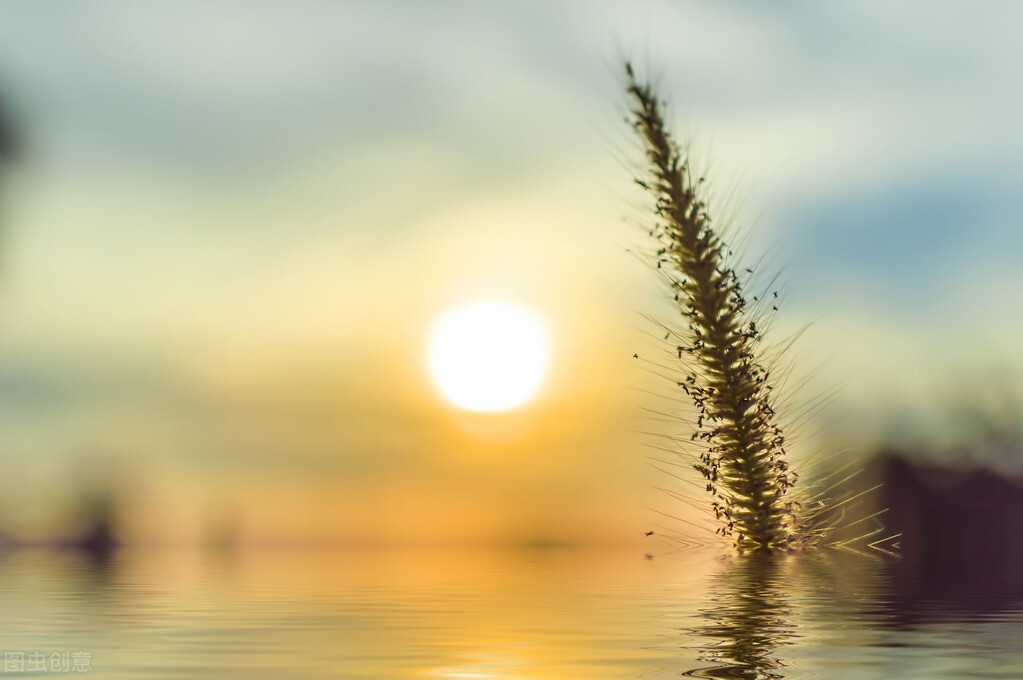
[429,303,547,412]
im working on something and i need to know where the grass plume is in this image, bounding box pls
[626,64,799,551]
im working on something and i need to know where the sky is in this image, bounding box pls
[0,1,1021,545]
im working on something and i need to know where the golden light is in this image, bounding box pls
[429,303,547,412]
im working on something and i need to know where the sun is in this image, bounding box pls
[429,303,547,412]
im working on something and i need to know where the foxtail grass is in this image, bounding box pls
[626,65,799,551]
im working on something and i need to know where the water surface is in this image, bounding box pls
[0,546,1020,678]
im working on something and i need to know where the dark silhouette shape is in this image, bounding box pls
[873,452,1023,624]
[0,92,18,167]
[0,90,21,268]
[68,497,119,558]
[72,514,118,557]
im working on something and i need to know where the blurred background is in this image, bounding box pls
[0,0,1021,550]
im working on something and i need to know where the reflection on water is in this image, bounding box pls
[688,554,793,679]
[0,546,1022,678]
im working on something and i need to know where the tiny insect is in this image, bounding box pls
[645,531,654,536]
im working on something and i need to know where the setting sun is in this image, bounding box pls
[429,303,547,412]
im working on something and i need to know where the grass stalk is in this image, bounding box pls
[626,64,798,551]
